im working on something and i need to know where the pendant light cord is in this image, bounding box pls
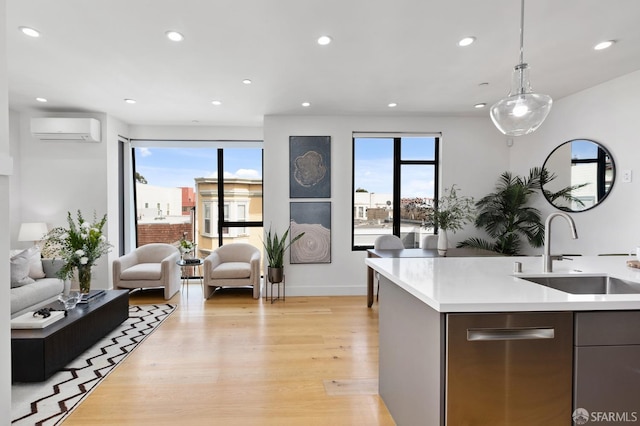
[519,0,525,65]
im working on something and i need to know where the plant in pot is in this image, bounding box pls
[263,225,305,283]
[425,185,475,256]
[458,167,586,255]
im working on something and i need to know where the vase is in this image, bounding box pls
[437,230,448,256]
[267,267,283,284]
[78,265,92,294]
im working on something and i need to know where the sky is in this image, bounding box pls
[354,137,436,198]
[134,136,436,198]
[134,147,262,188]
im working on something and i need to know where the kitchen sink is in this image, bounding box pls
[520,275,640,295]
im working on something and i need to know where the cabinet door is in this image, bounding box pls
[446,312,573,426]
[574,345,640,417]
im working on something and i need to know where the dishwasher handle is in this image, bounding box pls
[467,327,555,341]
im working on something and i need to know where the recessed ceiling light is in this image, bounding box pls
[19,26,40,37]
[474,103,487,109]
[458,36,476,47]
[317,35,332,46]
[211,100,222,106]
[594,40,615,50]
[242,79,252,85]
[301,102,311,107]
[388,103,398,108]
[165,31,184,42]
[36,97,47,103]
[124,98,136,104]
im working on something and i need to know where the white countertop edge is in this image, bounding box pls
[366,256,640,313]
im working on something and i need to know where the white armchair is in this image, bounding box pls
[203,243,261,299]
[112,243,181,300]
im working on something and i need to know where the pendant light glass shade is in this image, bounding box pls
[490,63,552,136]
[490,0,552,136]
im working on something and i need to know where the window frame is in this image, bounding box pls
[215,148,263,247]
[351,134,440,251]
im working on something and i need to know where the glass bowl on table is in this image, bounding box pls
[58,291,81,310]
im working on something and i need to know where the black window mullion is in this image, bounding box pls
[433,137,440,226]
[217,148,224,247]
[392,138,402,237]
[131,146,139,249]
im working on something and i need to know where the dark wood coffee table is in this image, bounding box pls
[11,289,129,382]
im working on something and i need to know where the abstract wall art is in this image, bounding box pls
[289,136,331,198]
[290,202,331,264]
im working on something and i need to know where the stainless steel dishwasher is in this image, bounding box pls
[446,312,573,425]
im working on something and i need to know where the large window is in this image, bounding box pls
[352,134,439,250]
[131,144,263,258]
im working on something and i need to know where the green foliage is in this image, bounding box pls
[42,210,112,280]
[458,168,545,255]
[179,232,194,251]
[426,185,475,233]
[458,167,589,255]
[263,225,305,268]
[539,168,588,210]
[135,172,147,184]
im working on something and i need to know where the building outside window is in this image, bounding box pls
[131,145,263,258]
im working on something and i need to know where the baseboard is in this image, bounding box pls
[267,285,366,297]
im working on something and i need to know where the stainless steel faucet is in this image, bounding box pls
[543,212,578,272]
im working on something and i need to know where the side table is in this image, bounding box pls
[177,258,204,297]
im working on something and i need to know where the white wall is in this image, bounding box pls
[128,124,262,141]
[510,70,640,256]
[105,114,129,285]
[264,115,507,296]
[1,0,12,416]
[12,112,111,289]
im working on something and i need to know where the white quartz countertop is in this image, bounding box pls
[366,255,640,312]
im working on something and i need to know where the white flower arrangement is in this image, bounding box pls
[42,210,112,281]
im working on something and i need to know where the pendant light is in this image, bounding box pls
[490,0,552,136]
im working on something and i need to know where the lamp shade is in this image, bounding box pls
[490,94,552,136]
[18,222,49,242]
[490,0,553,138]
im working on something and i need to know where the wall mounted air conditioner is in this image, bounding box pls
[30,117,101,142]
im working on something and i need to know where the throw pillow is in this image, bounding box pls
[42,258,65,278]
[27,246,46,279]
[11,246,47,279]
[10,254,35,288]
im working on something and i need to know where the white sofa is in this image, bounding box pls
[10,247,65,317]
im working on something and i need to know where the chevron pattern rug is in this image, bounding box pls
[11,303,176,425]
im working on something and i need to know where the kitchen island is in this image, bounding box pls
[366,255,640,426]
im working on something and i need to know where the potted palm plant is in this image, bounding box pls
[263,225,305,283]
[458,167,586,255]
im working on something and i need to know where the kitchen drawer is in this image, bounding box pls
[575,311,640,346]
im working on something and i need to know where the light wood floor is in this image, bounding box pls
[64,283,395,425]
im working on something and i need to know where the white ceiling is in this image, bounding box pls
[7,0,640,127]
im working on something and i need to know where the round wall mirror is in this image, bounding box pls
[541,139,615,212]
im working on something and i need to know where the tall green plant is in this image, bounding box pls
[263,225,305,268]
[458,168,545,255]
